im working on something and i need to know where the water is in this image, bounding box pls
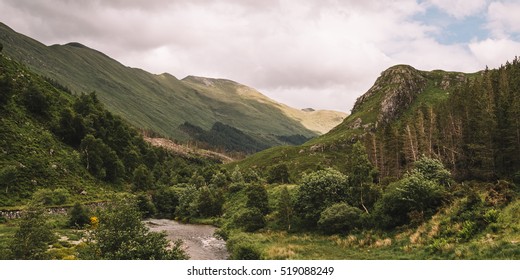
[145,219,229,260]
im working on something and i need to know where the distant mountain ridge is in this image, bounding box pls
[0,22,346,153]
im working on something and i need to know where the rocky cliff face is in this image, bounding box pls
[353,65,427,125]
[352,65,469,127]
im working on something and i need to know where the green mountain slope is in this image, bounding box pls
[0,52,211,207]
[0,23,346,153]
[235,61,520,182]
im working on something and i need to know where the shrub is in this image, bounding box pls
[233,208,265,232]
[232,243,263,260]
[245,184,269,215]
[373,172,446,228]
[9,205,56,259]
[152,187,180,218]
[294,168,348,228]
[32,188,69,206]
[79,198,187,260]
[267,163,290,184]
[68,202,90,228]
[318,203,363,234]
[136,193,156,218]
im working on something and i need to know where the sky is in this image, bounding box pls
[1,0,520,112]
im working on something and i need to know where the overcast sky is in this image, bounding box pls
[1,0,519,112]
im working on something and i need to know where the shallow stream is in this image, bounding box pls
[145,219,229,260]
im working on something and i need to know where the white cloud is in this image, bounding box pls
[486,1,520,38]
[469,38,520,67]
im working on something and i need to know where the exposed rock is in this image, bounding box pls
[348,117,363,129]
[352,65,427,125]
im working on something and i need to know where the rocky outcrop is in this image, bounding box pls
[353,65,427,125]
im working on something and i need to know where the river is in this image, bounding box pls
[145,219,229,260]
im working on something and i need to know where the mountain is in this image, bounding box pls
[0,51,217,207]
[0,22,346,153]
[235,61,520,182]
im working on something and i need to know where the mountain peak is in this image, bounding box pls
[65,42,88,49]
[352,64,427,124]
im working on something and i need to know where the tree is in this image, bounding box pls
[136,193,156,218]
[0,73,12,106]
[132,164,154,191]
[22,85,51,117]
[79,198,186,260]
[276,186,294,231]
[152,187,180,218]
[9,204,56,259]
[345,141,378,213]
[267,163,290,184]
[412,156,451,187]
[195,186,224,217]
[294,168,348,228]
[245,184,269,215]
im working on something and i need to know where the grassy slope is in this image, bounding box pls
[0,23,345,148]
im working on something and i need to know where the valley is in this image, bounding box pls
[0,22,519,260]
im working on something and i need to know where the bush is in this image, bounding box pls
[152,187,180,218]
[9,205,56,259]
[68,202,90,228]
[136,193,156,218]
[32,188,70,206]
[245,184,269,215]
[79,198,187,260]
[373,172,446,228]
[232,243,263,260]
[233,208,265,232]
[318,203,363,234]
[267,163,290,184]
[294,168,348,228]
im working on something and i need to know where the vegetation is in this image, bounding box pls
[79,198,187,260]
[1,24,520,260]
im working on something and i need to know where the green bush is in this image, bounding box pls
[318,203,363,234]
[233,207,265,232]
[68,202,91,228]
[79,198,187,260]
[374,172,446,228]
[32,188,69,206]
[294,168,348,228]
[232,243,263,260]
[245,184,269,215]
[152,187,180,218]
[9,205,56,259]
[136,193,156,218]
[267,163,290,184]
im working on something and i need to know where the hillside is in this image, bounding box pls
[0,52,213,207]
[235,61,520,182]
[0,23,346,153]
